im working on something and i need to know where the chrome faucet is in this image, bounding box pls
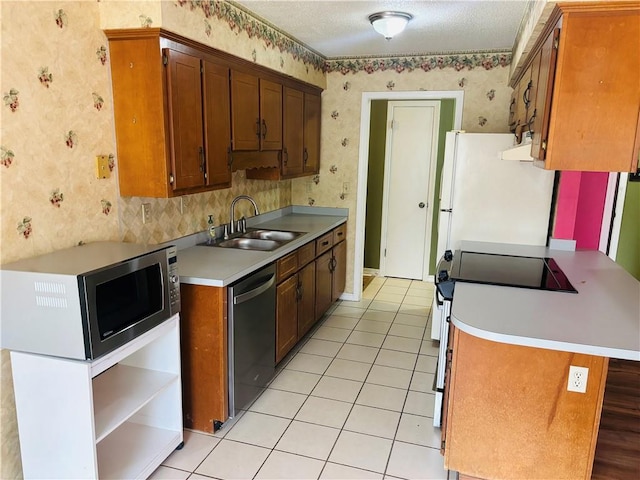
[229,195,260,234]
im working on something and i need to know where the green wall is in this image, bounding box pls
[363,99,456,275]
[363,101,388,269]
[615,179,640,281]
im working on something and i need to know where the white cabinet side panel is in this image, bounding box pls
[11,351,97,479]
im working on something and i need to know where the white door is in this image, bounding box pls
[380,101,440,280]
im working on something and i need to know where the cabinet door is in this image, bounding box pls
[331,239,346,303]
[282,87,304,177]
[276,275,298,364]
[315,250,333,321]
[165,49,205,191]
[530,27,560,161]
[231,70,260,151]
[260,79,283,150]
[514,65,532,143]
[203,60,232,189]
[303,92,321,174]
[297,262,316,339]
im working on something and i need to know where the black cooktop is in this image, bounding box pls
[450,251,578,293]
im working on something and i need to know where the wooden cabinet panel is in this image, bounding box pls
[276,276,298,364]
[303,92,321,174]
[333,224,346,245]
[315,249,333,321]
[297,262,316,339]
[283,87,305,177]
[202,60,232,189]
[315,232,333,256]
[277,252,298,283]
[444,329,608,479]
[332,238,346,303]
[166,49,205,191]
[179,284,228,433]
[260,79,283,151]
[297,242,316,268]
[230,70,260,151]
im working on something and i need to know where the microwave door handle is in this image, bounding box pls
[233,274,275,305]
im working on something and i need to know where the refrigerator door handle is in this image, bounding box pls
[440,208,452,213]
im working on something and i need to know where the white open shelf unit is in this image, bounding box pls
[11,315,183,479]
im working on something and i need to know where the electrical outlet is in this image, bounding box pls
[180,197,186,214]
[142,203,151,224]
[567,365,589,393]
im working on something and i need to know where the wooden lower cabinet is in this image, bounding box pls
[179,284,228,433]
[332,238,346,303]
[444,328,608,480]
[297,262,316,338]
[315,249,333,321]
[276,275,299,363]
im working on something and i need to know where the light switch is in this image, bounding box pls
[96,155,111,179]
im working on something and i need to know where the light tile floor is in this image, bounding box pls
[152,277,456,480]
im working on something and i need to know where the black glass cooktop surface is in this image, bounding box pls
[450,251,577,293]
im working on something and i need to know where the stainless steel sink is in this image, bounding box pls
[198,229,304,251]
[240,230,302,242]
[214,238,281,251]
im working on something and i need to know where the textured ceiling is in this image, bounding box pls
[233,0,530,58]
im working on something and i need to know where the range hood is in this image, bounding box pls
[501,131,533,162]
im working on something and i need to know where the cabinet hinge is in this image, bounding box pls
[553,37,559,50]
[541,140,547,151]
[162,54,168,66]
[169,173,174,184]
[441,440,446,450]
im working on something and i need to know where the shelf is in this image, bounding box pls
[93,364,178,442]
[97,421,182,479]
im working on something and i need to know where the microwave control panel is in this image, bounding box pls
[167,246,181,315]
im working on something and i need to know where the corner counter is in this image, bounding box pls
[451,241,640,361]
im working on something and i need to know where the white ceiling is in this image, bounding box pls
[233,0,530,58]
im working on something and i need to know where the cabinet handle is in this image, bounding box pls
[526,109,537,134]
[321,240,329,246]
[303,148,308,165]
[255,118,261,138]
[297,281,304,301]
[261,119,267,139]
[508,98,516,124]
[522,80,532,108]
[199,146,205,173]
[283,147,288,165]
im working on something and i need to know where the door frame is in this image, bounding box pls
[351,91,463,301]
[379,100,441,280]
[603,172,629,259]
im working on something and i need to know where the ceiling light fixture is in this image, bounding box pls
[368,11,413,40]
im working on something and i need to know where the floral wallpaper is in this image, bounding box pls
[2,0,516,477]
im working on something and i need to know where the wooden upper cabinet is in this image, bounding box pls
[202,60,232,189]
[514,2,640,172]
[166,49,206,191]
[303,92,321,175]
[230,71,282,151]
[106,29,232,197]
[260,79,283,150]
[283,87,305,177]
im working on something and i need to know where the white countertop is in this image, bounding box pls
[173,206,347,287]
[450,241,640,361]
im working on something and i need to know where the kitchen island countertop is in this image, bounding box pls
[451,241,640,361]
[173,206,348,287]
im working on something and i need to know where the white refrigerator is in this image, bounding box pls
[430,132,555,341]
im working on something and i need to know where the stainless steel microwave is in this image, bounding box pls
[0,242,180,360]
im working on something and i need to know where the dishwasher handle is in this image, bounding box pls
[233,273,275,305]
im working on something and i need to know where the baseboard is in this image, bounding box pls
[363,268,380,276]
[340,293,358,301]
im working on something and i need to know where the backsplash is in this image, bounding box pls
[119,171,291,244]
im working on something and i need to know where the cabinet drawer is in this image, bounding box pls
[277,252,298,282]
[297,242,315,268]
[315,232,334,256]
[333,224,346,244]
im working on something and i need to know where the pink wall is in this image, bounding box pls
[553,171,609,250]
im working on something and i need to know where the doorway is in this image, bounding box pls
[352,91,463,301]
[380,101,441,280]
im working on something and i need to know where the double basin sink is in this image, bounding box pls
[199,229,304,252]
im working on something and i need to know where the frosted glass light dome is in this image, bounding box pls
[369,11,413,40]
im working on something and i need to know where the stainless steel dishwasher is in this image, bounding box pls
[228,263,276,418]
